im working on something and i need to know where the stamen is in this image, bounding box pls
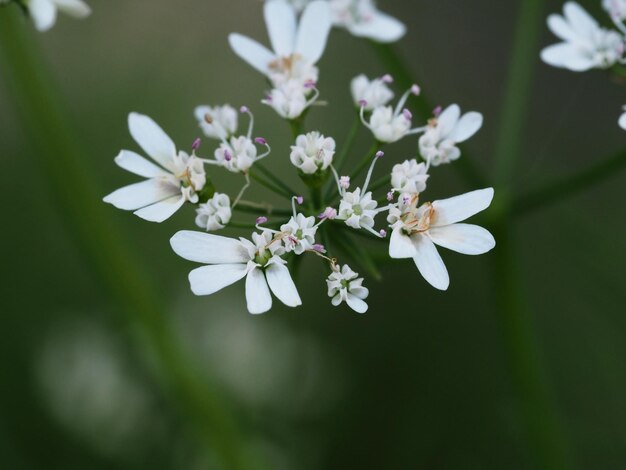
[191,138,201,152]
[381,74,393,84]
[433,105,443,118]
[359,102,374,131]
[224,149,233,162]
[232,173,251,208]
[312,244,327,254]
[240,105,254,139]
[256,216,268,225]
[394,84,419,117]
[362,150,384,194]
[291,196,304,217]
[379,229,387,238]
[387,191,394,202]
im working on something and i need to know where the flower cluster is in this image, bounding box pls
[103,0,496,315]
[541,1,626,128]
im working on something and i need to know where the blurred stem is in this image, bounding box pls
[370,42,488,189]
[0,9,247,469]
[368,174,390,193]
[249,170,293,199]
[513,146,626,217]
[234,200,293,217]
[323,112,361,201]
[255,161,298,197]
[350,141,382,182]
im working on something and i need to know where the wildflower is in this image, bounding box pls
[329,0,406,43]
[24,0,91,32]
[263,80,321,120]
[290,131,336,174]
[280,213,319,254]
[326,264,369,313]
[170,230,302,314]
[194,105,238,140]
[541,1,624,72]
[418,104,483,167]
[351,74,394,111]
[604,0,626,23]
[388,188,496,290]
[104,113,206,223]
[390,159,429,195]
[195,193,232,231]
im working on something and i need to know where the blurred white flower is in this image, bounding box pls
[290,131,336,174]
[195,193,232,231]
[326,264,369,313]
[104,113,206,223]
[170,230,301,314]
[391,159,429,195]
[262,79,320,119]
[360,84,421,143]
[604,0,626,22]
[25,0,91,32]
[329,0,406,43]
[388,188,496,290]
[351,74,394,111]
[541,1,624,72]
[619,105,626,129]
[194,105,238,140]
[418,104,483,167]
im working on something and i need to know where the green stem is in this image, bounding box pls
[513,147,626,217]
[255,161,298,198]
[368,174,391,193]
[249,170,293,199]
[0,9,246,469]
[350,142,382,182]
[233,200,293,217]
[333,112,361,173]
[289,118,304,139]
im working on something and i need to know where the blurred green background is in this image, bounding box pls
[1,0,625,468]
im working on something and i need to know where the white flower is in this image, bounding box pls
[214,136,259,173]
[290,131,336,174]
[351,74,394,111]
[170,230,302,315]
[388,189,496,291]
[329,0,405,43]
[418,104,483,167]
[263,80,319,120]
[338,187,379,230]
[360,84,421,143]
[326,264,369,313]
[391,159,429,194]
[229,0,331,87]
[194,105,238,140]
[195,193,232,231]
[541,2,624,72]
[603,0,626,22]
[280,213,319,254]
[25,0,91,32]
[104,113,206,223]
[619,105,626,130]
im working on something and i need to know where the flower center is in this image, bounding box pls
[352,204,363,216]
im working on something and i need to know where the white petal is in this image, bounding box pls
[347,11,406,43]
[114,150,169,178]
[428,224,496,255]
[294,0,331,64]
[389,226,417,259]
[540,43,596,71]
[246,268,272,314]
[128,113,176,171]
[170,231,250,264]
[54,0,91,18]
[133,195,185,223]
[547,13,578,43]
[103,178,179,211]
[264,0,297,57]
[265,261,302,307]
[448,112,483,143]
[188,264,248,296]
[564,1,597,37]
[619,112,626,130]
[437,104,461,138]
[412,234,449,291]
[229,33,276,76]
[432,188,494,226]
[30,0,57,32]
[346,293,368,314]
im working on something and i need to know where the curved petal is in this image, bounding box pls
[264,0,297,57]
[412,234,449,291]
[266,261,302,307]
[30,0,57,32]
[246,268,272,314]
[437,104,461,138]
[114,150,170,178]
[428,224,496,255]
[346,293,369,314]
[347,11,406,43]
[432,188,494,226]
[564,1,597,38]
[540,43,596,71]
[103,178,179,211]
[389,226,417,259]
[128,113,176,171]
[294,0,331,64]
[229,33,276,76]
[188,264,248,296]
[54,0,91,18]
[449,112,483,143]
[170,231,250,264]
[133,195,185,223]
[547,13,577,42]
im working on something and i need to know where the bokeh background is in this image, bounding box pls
[1,0,625,468]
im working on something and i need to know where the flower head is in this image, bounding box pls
[391,159,429,195]
[351,74,395,111]
[280,213,319,254]
[195,193,232,231]
[194,105,238,140]
[290,131,336,174]
[326,264,369,313]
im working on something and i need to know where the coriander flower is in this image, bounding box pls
[418,104,483,167]
[170,230,301,314]
[263,79,320,120]
[290,131,336,174]
[104,113,206,223]
[351,74,394,111]
[388,188,496,291]
[329,0,406,43]
[541,2,624,72]
[326,264,369,313]
[194,105,238,140]
[195,193,232,231]
[391,159,429,195]
[229,0,331,87]
[23,0,91,32]
[603,0,626,22]
[280,213,319,254]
